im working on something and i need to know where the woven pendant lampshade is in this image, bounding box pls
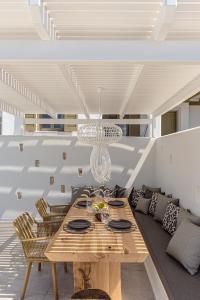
[77,88,122,183]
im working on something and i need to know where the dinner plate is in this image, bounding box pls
[76,200,92,208]
[67,219,91,230]
[108,219,132,230]
[108,200,125,207]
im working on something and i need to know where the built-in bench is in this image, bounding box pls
[134,211,200,300]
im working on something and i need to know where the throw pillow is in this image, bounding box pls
[166,221,200,275]
[176,208,200,229]
[130,189,145,209]
[135,197,151,215]
[144,189,153,199]
[162,203,180,235]
[71,186,91,203]
[104,186,115,198]
[91,186,114,198]
[142,185,161,194]
[167,194,173,198]
[114,185,127,198]
[154,194,179,223]
[148,193,159,216]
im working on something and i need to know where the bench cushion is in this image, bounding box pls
[134,211,200,300]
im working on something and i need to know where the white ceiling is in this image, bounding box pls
[1,62,200,115]
[0,0,200,116]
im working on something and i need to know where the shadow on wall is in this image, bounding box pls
[0,136,153,219]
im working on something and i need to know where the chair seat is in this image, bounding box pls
[71,289,111,300]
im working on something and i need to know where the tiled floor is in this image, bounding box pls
[0,222,155,300]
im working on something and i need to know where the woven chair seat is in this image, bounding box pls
[25,239,49,260]
[71,289,111,300]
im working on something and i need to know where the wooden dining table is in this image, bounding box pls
[45,198,149,300]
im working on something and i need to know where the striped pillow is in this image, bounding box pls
[71,186,92,203]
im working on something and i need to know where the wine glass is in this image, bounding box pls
[100,209,111,225]
[86,198,93,214]
[103,190,112,203]
[94,189,102,201]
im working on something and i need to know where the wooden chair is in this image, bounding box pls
[13,212,61,300]
[71,289,111,300]
[35,198,70,222]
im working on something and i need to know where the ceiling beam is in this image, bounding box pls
[24,118,151,125]
[58,65,89,118]
[29,0,56,40]
[0,68,56,118]
[152,0,177,41]
[0,41,200,62]
[152,74,200,117]
[120,65,144,118]
[0,99,24,118]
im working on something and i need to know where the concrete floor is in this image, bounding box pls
[0,222,155,300]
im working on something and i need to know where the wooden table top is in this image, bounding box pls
[45,198,148,263]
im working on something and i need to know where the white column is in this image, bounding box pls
[2,112,15,135]
[152,116,161,138]
[177,102,189,131]
[1,112,24,135]
[140,114,152,137]
[14,116,24,135]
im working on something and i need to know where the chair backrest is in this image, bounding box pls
[13,212,36,241]
[35,198,49,219]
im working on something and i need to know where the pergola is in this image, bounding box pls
[0,0,199,131]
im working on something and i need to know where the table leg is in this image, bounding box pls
[73,262,121,300]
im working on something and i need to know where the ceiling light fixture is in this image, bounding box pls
[77,88,122,183]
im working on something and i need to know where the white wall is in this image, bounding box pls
[155,127,200,215]
[2,129,199,220]
[0,136,153,219]
[129,139,156,189]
